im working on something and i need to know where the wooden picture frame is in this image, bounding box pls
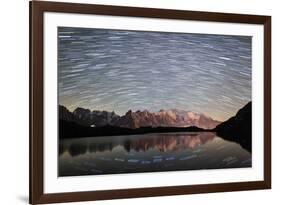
[30,1,271,204]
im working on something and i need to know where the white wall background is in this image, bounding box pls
[0,0,279,204]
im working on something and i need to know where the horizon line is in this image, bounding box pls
[58,102,251,122]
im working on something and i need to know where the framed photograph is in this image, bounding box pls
[30,1,271,204]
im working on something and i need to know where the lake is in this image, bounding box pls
[59,132,251,176]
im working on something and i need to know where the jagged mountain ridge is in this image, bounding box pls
[59,105,221,129]
[59,105,120,127]
[115,109,220,129]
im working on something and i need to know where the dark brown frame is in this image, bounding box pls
[30,1,271,204]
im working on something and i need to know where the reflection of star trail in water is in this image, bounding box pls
[59,132,252,176]
[58,27,252,121]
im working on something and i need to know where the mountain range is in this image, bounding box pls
[59,102,252,152]
[59,105,221,130]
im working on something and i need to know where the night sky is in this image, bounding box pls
[58,27,252,121]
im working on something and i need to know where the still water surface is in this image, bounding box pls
[59,132,251,176]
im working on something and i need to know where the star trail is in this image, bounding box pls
[58,27,252,121]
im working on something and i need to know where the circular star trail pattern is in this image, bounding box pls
[58,27,252,121]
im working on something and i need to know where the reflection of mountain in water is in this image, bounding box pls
[59,102,252,153]
[60,132,216,157]
[59,132,252,176]
[127,132,216,152]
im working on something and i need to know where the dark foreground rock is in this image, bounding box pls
[59,119,206,139]
[214,102,252,152]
